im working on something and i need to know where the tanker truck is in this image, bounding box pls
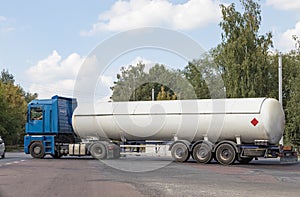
[24,95,298,165]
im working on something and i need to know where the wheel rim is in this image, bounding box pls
[198,147,208,158]
[95,147,103,156]
[216,144,236,165]
[34,146,41,155]
[175,148,184,158]
[171,143,190,162]
[193,143,212,163]
[220,149,232,161]
[30,142,45,159]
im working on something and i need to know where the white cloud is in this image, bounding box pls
[277,21,300,52]
[127,56,156,73]
[266,0,300,10]
[98,75,114,88]
[94,75,114,102]
[81,0,221,36]
[27,52,185,101]
[26,50,84,99]
[93,56,156,102]
[27,51,118,102]
[0,16,7,22]
[0,15,14,33]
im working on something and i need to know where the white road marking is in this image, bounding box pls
[0,159,27,167]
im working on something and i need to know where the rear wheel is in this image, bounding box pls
[171,142,190,162]
[215,143,236,165]
[30,141,45,159]
[90,143,107,160]
[192,143,212,164]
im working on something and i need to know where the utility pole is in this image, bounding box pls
[278,53,283,145]
[152,88,155,101]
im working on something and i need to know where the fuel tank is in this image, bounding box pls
[72,98,284,145]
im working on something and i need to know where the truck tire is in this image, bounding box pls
[215,143,236,165]
[1,152,5,159]
[171,142,190,162]
[30,141,45,159]
[192,143,212,164]
[90,143,107,160]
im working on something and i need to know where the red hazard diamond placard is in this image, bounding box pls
[251,118,259,126]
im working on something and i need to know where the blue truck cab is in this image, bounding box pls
[24,95,77,158]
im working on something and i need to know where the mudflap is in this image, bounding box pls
[280,151,298,164]
[106,143,121,159]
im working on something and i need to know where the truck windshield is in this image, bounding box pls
[30,107,43,120]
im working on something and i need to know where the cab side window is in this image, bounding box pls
[30,107,43,120]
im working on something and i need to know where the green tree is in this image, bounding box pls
[292,35,300,54]
[157,86,177,100]
[23,92,39,103]
[183,61,210,99]
[111,63,194,101]
[0,70,37,145]
[0,81,27,145]
[147,64,194,100]
[1,69,15,84]
[212,0,274,98]
[282,46,300,145]
[183,53,226,99]
[110,62,149,101]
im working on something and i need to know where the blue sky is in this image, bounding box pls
[1,0,300,100]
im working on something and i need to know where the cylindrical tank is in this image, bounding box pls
[72,98,285,145]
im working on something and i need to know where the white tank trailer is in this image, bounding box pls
[24,96,298,165]
[71,97,297,165]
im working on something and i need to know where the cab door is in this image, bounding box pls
[27,106,44,133]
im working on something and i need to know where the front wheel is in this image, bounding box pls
[30,141,45,159]
[171,142,190,162]
[215,143,236,165]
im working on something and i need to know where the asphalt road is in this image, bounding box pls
[0,152,300,197]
